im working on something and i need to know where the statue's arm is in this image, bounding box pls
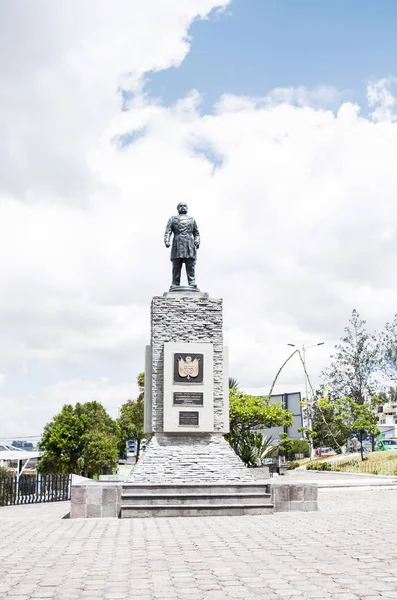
[164,217,173,248]
[193,219,200,248]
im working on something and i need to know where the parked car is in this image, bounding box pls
[375,439,397,451]
[314,447,336,457]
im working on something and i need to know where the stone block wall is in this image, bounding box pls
[269,483,318,512]
[129,434,255,484]
[70,484,122,518]
[150,293,225,432]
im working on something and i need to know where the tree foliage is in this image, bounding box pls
[38,401,120,477]
[314,310,382,456]
[118,372,147,460]
[80,430,119,476]
[226,388,293,464]
[228,389,293,433]
[308,394,380,459]
[321,309,379,404]
[378,314,397,381]
[349,398,380,460]
[278,434,310,460]
[310,395,352,451]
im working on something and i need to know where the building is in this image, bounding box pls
[377,403,397,439]
[261,392,303,442]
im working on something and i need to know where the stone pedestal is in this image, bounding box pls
[129,290,254,484]
[144,291,228,434]
[69,293,319,518]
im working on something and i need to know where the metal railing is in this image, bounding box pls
[0,473,71,506]
[331,459,397,477]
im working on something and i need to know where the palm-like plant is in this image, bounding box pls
[253,434,274,465]
[228,376,240,390]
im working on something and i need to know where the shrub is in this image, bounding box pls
[0,467,13,506]
[306,461,332,471]
[0,467,12,477]
[278,435,310,460]
[290,439,310,457]
[287,461,300,470]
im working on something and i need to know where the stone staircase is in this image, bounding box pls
[120,483,273,517]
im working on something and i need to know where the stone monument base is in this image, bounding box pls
[127,433,255,484]
[70,479,319,518]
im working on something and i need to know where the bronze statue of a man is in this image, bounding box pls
[164,203,200,290]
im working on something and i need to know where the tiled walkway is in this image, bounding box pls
[1,487,397,599]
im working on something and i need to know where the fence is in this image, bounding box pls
[326,459,397,477]
[0,473,71,507]
[337,460,397,476]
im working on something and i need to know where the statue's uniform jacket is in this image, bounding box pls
[164,215,200,260]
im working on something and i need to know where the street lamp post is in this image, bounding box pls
[287,342,324,457]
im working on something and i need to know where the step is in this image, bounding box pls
[121,492,272,506]
[122,483,270,495]
[120,503,274,518]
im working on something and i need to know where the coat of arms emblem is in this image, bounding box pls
[177,355,200,380]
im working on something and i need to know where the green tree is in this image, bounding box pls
[307,393,381,457]
[319,311,382,452]
[309,395,352,452]
[0,467,13,507]
[278,434,310,460]
[349,398,380,461]
[379,314,397,381]
[322,310,379,404]
[226,388,293,464]
[118,372,147,460]
[38,401,120,476]
[80,430,119,477]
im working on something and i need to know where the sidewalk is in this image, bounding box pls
[273,469,397,488]
[1,487,397,599]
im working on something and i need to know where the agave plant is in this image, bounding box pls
[251,433,274,466]
[228,376,240,390]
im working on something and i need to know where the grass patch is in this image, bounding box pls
[311,450,397,476]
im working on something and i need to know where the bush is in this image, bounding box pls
[0,467,13,506]
[278,435,310,460]
[291,439,310,457]
[287,461,300,470]
[0,467,12,477]
[306,461,332,471]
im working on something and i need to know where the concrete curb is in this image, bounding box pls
[302,469,397,480]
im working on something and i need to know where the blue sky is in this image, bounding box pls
[147,0,397,112]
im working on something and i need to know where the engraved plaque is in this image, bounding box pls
[179,411,199,426]
[174,353,204,384]
[173,392,203,406]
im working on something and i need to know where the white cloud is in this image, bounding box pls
[1,1,397,438]
[368,76,397,122]
[0,378,138,439]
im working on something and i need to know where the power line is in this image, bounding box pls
[0,435,42,439]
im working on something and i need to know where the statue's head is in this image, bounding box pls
[177,202,188,214]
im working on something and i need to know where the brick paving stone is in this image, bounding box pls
[1,489,397,600]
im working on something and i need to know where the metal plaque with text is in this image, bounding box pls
[179,411,199,426]
[173,392,203,406]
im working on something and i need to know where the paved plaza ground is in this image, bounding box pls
[1,486,397,600]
